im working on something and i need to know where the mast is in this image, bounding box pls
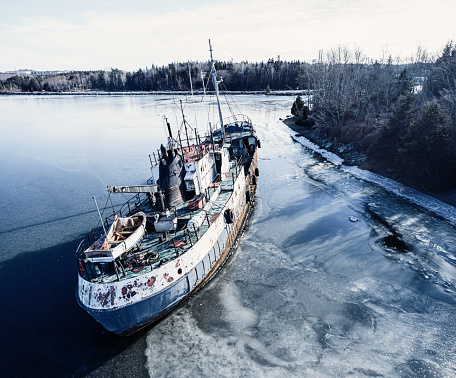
[209,39,225,143]
[93,196,109,246]
[179,100,191,149]
[162,115,175,159]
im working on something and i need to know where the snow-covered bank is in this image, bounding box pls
[287,127,456,226]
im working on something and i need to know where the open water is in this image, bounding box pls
[1,95,456,377]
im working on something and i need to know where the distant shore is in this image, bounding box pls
[283,117,456,209]
[0,90,307,96]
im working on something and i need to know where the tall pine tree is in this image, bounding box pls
[398,102,456,190]
[368,91,415,168]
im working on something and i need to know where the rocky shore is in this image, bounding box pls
[283,116,456,208]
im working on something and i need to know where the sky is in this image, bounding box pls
[1,0,455,72]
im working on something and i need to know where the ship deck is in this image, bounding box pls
[79,165,240,284]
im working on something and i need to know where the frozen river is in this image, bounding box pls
[1,95,455,377]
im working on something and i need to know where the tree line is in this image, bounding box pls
[0,59,307,93]
[291,42,456,192]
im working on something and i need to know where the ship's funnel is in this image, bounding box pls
[158,152,186,209]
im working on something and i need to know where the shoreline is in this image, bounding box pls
[283,117,456,209]
[0,90,307,96]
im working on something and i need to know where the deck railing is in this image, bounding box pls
[76,204,221,283]
[75,191,151,262]
[215,114,253,129]
[76,157,245,283]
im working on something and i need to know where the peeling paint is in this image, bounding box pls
[95,286,116,307]
[121,284,139,299]
[147,276,156,287]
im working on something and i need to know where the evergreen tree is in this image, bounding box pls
[96,72,108,90]
[399,101,456,190]
[368,91,415,167]
[291,95,309,125]
[392,68,414,102]
[426,41,456,98]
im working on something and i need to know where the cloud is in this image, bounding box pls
[0,0,455,71]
